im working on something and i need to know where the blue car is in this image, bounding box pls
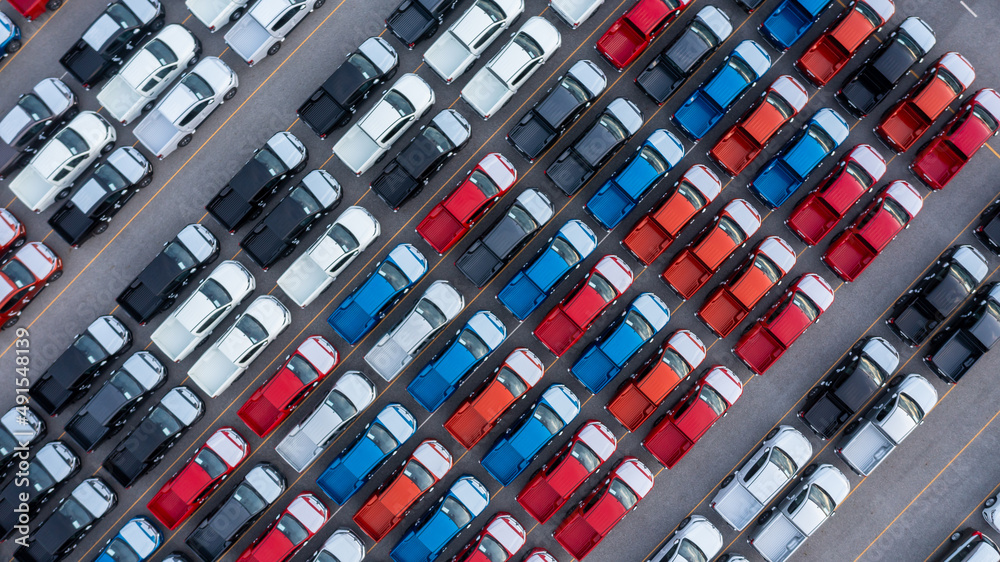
[96,517,162,562]
[497,219,597,321]
[0,12,21,56]
[672,40,771,141]
[749,107,850,208]
[316,403,417,504]
[407,310,507,412]
[585,129,685,230]
[390,475,489,562]
[571,292,671,394]
[759,0,834,51]
[328,243,428,344]
[481,384,580,485]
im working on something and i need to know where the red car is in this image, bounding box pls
[595,0,692,70]
[0,209,26,260]
[785,144,887,246]
[443,348,544,449]
[709,75,809,176]
[520,549,558,562]
[822,180,923,282]
[552,457,654,559]
[794,0,894,87]
[911,88,1000,190]
[733,273,835,375]
[6,0,62,21]
[0,241,62,330]
[416,153,517,254]
[534,255,633,357]
[236,493,329,562]
[662,198,761,300]
[450,512,526,562]
[642,366,742,468]
[238,335,339,437]
[516,420,616,524]
[147,427,250,530]
[622,165,721,265]
[353,439,452,541]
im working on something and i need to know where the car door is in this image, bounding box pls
[271,1,307,35]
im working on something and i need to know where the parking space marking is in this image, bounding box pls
[924,481,1000,561]
[960,1,978,17]
[986,144,1000,160]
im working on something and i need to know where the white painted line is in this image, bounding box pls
[960,0,978,17]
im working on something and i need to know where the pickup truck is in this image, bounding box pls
[386,0,461,50]
[911,88,1000,190]
[594,0,692,70]
[549,0,604,28]
[925,283,1000,384]
[0,441,78,541]
[224,0,325,66]
[0,78,77,181]
[977,199,1000,256]
[649,517,724,562]
[794,0,894,87]
[422,0,525,83]
[452,514,526,562]
[759,0,833,52]
[389,476,489,562]
[186,0,249,32]
[6,0,61,22]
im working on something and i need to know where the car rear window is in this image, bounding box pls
[533,404,563,434]
[286,355,321,385]
[194,447,228,479]
[367,423,399,455]
[403,459,436,491]
[608,478,638,510]
[589,273,617,302]
[496,367,527,397]
[569,441,601,473]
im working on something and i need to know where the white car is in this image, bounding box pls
[9,111,116,212]
[186,0,250,32]
[224,0,325,66]
[422,0,525,84]
[461,16,561,119]
[97,25,202,125]
[277,205,380,307]
[332,73,434,176]
[133,57,238,159]
[648,516,723,562]
[549,0,604,28]
[310,528,366,562]
[150,260,255,362]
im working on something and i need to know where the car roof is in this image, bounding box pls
[770,75,809,112]
[667,329,706,368]
[35,441,79,481]
[676,516,722,557]
[811,107,850,145]
[245,295,291,332]
[757,236,797,274]
[412,439,453,479]
[721,199,762,235]
[847,144,887,180]
[794,273,835,311]
[704,366,743,405]
[645,129,685,167]
[613,457,654,498]
[319,529,366,562]
[119,351,166,391]
[88,315,130,352]
[884,180,923,218]
[898,16,936,55]
[577,420,617,461]
[594,255,634,293]
[161,386,204,426]
[540,383,581,422]
[631,292,670,331]
[296,335,339,374]
[937,52,976,90]
[503,347,544,387]
[176,223,219,263]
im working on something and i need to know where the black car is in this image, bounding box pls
[974,197,1000,255]
[115,223,220,325]
[887,245,987,346]
[456,188,553,287]
[297,36,399,138]
[185,463,286,562]
[102,386,204,488]
[0,441,80,540]
[385,0,461,49]
[544,98,643,196]
[836,17,937,118]
[635,5,732,104]
[370,108,471,209]
[506,60,607,162]
[58,0,165,89]
[798,336,899,439]
[206,132,308,233]
[0,406,45,476]
[12,477,116,562]
[925,283,1000,384]
[64,351,165,452]
[48,147,152,247]
[28,315,132,416]
[0,78,78,180]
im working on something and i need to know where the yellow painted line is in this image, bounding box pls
[985,143,1000,160]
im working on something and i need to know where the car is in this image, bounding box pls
[642,365,742,468]
[188,295,291,398]
[481,384,580,485]
[390,476,490,562]
[794,0,894,87]
[911,88,1000,190]
[297,36,399,138]
[353,439,453,541]
[534,255,633,357]
[365,280,464,381]
[606,329,705,432]
[309,529,366,562]
[733,273,835,375]
[545,97,643,196]
[697,236,797,338]
[224,0,326,66]
[748,107,850,209]
[8,111,116,213]
[461,17,561,120]
[95,517,162,562]
[444,347,544,449]
[385,0,460,49]
[59,0,165,89]
[239,169,342,270]
[147,427,250,530]
[234,493,328,562]
[622,164,721,265]
[370,109,472,209]
[11,477,116,562]
[6,0,61,22]
[275,370,376,473]
[416,152,517,254]
[316,403,417,504]
[133,57,239,159]
[0,241,62,330]
[549,0,603,27]
[455,188,554,287]
[422,0,525,83]
[516,420,616,524]
[634,6,732,105]
[647,515,724,562]
[186,0,250,31]
[277,206,380,307]
[939,529,1000,562]
[799,336,899,439]
[759,0,833,52]
[0,440,79,540]
[64,351,165,451]
[595,0,692,70]
[785,144,887,246]
[116,223,220,325]
[327,243,428,345]
[709,75,809,177]
[506,59,607,162]
[333,73,435,176]
[836,17,936,118]
[0,78,77,180]
[407,310,507,412]
[450,513,525,562]
[585,129,685,229]
[238,335,340,437]
[28,315,131,415]
[975,198,1000,256]
[925,283,1000,384]
[0,406,45,472]
[672,40,771,141]
[520,550,558,562]
[96,25,202,125]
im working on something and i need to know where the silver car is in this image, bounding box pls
[224,0,326,66]
[422,0,525,84]
[647,516,723,562]
[186,0,250,32]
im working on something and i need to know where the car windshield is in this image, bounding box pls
[753,254,782,283]
[289,186,322,215]
[569,441,601,472]
[769,447,797,477]
[235,315,268,344]
[472,537,508,562]
[56,128,89,156]
[608,478,639,509]
[699,385,727,415]
[561,75,591,104]
[638,145,669,174]
[677,181,708,209]
[286,355,321,385]
[937,68,964,96]
[808,485,836,516]
[384,91,415,118]
[624,310,655,340]
[1,260,34,288]
[599,114,629,142]
[973,106,1000,131]
[254,146,289,176]
[660,348,692,377]
[164,241,197,271]
[58,497,94,529]
[533,404,563,434]
[513,33,544,59]
[728,56,757,83]
[792,292,821,321]
[508,204,538,233]
[106,3,140,28]
[897,393,925,424]
[327,224,359,253]
[588,274,617,302]
[103,538,139,562]
[468,170,500,197]
[277,514,309,545]
[947,263,978,293]
[377,261,410,290]
[110,371,143,400]
[314,553,342,562]
[855,1,881,26]
[894,34,923,61]
[551,237,581,267]
[194,447,228,479]
[28,462,55,493]
[672,539,708,562]
[807,125,837,154]
[403,459,436,491]
[94,163,129,192]
[145,39,178,65]
[496,367,527,396]
[324,390,357,419]
[441,496,473,527]
[458,329,490,360]
[423,125,452,155]
[73,335,106,363]
[477,0,505,23]
[766,92,796,119]
[198,279,231,308]
[347,53,378,80]
[856,355,887,386]
[17,95,51,121]
[717,216,746,244]
[367,423,399,455]
[182,73,214,100]
[149,406,182,436]
[233,483,266,514]
[415,299,447,327]
[844,162,875,188]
